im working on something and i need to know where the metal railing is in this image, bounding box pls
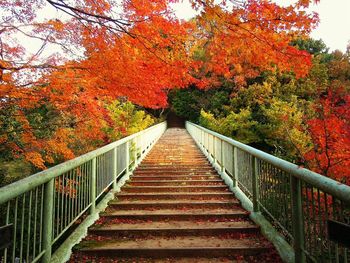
[0,122,167,263]
[186,121,350,263]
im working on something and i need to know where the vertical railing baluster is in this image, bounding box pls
[125,141,130,177]
[90,158,96,214]
[42,178,54,263]
[220,140,224,173]
[69,170,72,223]
[207,133,209,154]
[252,156,259,212]
[133,138,137,169]
[12,197,18,262]
[39,185,44,255]
[60,177,65,233]
[201,130,204,147]
[19,194,26,262]
[213,137,216,164]
[26,191,32,262]
[4,201,10,262]
[332,198,340,263]
[113,147,118,190]
[56,178,60,236]
[290,176,306,263]
[233,147,238,187]
[64,174,68,228]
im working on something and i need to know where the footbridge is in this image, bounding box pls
[0,122,349,262]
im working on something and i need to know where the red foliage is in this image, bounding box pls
[1,0,319,168]
[304,90,350,185]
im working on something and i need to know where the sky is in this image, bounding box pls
[308,1,350,52]
[16,0,350,58]
[172,0,350,53]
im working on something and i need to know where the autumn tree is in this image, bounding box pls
[304,89,350,185]
[1,0,321,171]
[187,0,318,88]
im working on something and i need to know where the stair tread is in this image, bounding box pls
[110,200,238,205]
[123,185,227,188]
[102,209,248,216]
[117,192,234,196]
[79,237,272,250]
[130,180,223,182]
[91,221,257,231]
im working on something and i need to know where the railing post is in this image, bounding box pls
[125,141,130,177]
[42,179,54,263]
[90,157,96,214]
[252,156,259,212]
[233,147,238,187]
[201,130,204,147]
[133,138,137,168]
[213,137,217,164]
[113,148,117,191]
[220,140,224,173]
[290,176,306,263]
[207,133,209,154]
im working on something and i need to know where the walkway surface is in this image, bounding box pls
[69,128,282,262]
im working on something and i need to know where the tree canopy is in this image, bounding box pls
[3,0,350,186]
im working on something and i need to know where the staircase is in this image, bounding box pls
[69,128,282,262]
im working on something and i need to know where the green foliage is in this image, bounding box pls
[199,108,259,144]
[292,38,333,63]
[0,105,23,160]
[259,97,312,161]
[327,50,350,90]
[105,100,155,141]
[0,159,32,187]
[169,86,230,122]
[292,38,329,55]
[198,72,319,161]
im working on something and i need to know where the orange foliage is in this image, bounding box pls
[188,0,318,87]
[0,0,319,168]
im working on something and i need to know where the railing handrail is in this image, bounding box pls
[187,121,350,204]
[0,122,166,204]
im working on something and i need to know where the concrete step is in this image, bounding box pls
[121,185,229,193]
[115,192,236,201]
[89,221,259,237]
[133,171,217,176]
[136,166,214,171]
[130,175,221,180]
[100,209,250,221]
[128,180,225,186]
[77,236,273,258]
[107,200,240,210]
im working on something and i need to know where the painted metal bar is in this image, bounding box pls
[220,140,224,172]
[42,179,54,263]
[233,147,238,187]
[39,185,44,257]
[19,194,26,262]
[90,157,96,214]
[290,176,306,263]
[125,141,130,176]
[113,147,117,190]
[12,197,18,262]
[252,157,259,213]
[4,201,10,262]
[133,138,137,169]
[26,190,32,262]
